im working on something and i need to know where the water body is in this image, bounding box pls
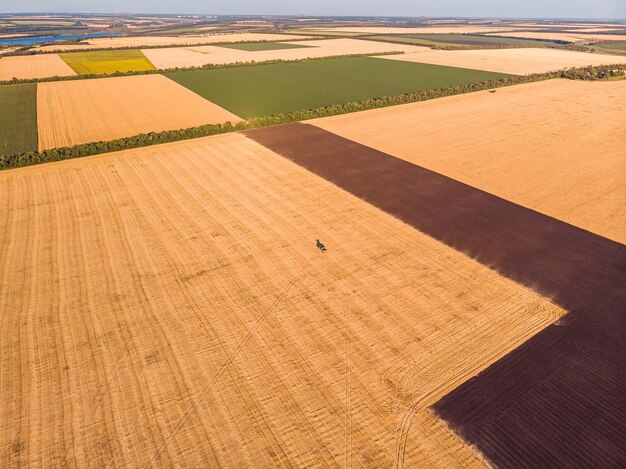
[0,32,123,46]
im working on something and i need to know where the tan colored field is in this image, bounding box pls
[485,30,626,43]
[378,47,626,74]
[310,26,520,34]
[0,53,76,80]
[0,132,563,467]
[36,74,241,150]
[142,38,420,69]
[33,33,314,52]
[313,79,626,244]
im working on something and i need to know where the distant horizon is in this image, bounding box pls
[1,0,625,20]
[1,13,625,22]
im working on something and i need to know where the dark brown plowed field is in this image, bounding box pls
[246,123,626,467]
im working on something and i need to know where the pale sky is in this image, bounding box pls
[1,0,625,19]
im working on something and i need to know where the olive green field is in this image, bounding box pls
[597,41,626,51]
[60,49,156,75]
[165,56,510,118]
[0,83,37,156]
[365,34,561,49]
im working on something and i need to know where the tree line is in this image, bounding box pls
[1,63,624,170]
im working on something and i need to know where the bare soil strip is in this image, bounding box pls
[246,122,626,468]
[0,133,563,467]
[312,79,626,244]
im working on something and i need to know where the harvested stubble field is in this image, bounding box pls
[0,53,76,80]
[59,49,156,75]
[165,56,508,118]
[378,46,626,74]
[141,38,420,69]
[33,33,314,52]
[36,74,241,150]
[0,83,37,155]
[247,122,626,469]
[0,133,564,467]
[313,79,626,244]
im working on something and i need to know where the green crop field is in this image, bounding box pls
[166,56,510,118]
[366,34,559,49]
[60,49,156,75]
[217,42,314,51]
[597,41,626,51]
[0,83,37,156]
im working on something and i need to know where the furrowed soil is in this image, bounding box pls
[0,133,563,467]
[378,47,626,74]
[59,49,156,75]
[0,83,37,156]
[166,56,508,118]
[312,79,626,244]
[36,74,241,150]
[0,54,76,80]
[142,38,420,69]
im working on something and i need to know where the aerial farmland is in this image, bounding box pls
[0,8,624,469]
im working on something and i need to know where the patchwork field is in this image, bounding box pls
[0,83,37,155]
[366,34,559,48]
[0,53,76,80]
[312,79,626,244]
[379,47,626,74]
[485,30,626,43]
[60,49,156,75]
[247,122,626,469]
[33,33,314,52]
[166,56,508,118]
[141,38,420,69]
[36,74,241,150]
[0,132,564,467]
[310,26,521,35]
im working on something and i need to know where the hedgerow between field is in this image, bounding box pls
[0,63,623,170]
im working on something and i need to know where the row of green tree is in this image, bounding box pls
[1,63,623,170]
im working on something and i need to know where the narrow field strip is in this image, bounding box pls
[245,122,626,468]
[0,83,37,155]
[0,133,563,467]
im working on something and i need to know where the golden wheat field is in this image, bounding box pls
[0,132,564,467]
[378,47,626,74]
[141,38,420,69]
[312,79,626,244]
[0,54,76,80]
[36,74,241,150]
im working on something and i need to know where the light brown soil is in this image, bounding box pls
[0,133,563,467]
[142,38,421,69]
[0,54,76,80]
[36,74,241,150]
[33,33,314,52]
[378,47,626,74]
[312,79,626,244]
